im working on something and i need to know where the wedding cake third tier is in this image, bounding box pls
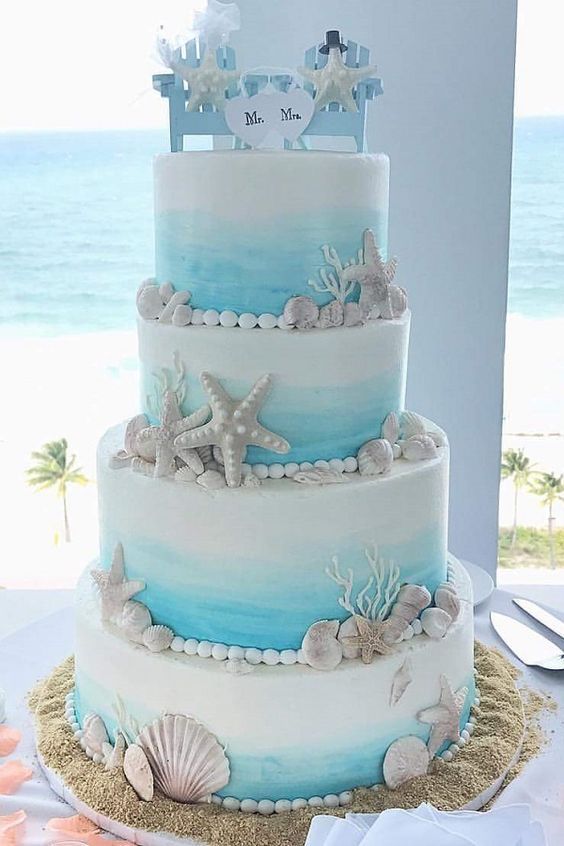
[69,147,477,813]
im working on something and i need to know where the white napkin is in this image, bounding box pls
[304,803,546,846]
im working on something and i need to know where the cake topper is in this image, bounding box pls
[153,13,383,152]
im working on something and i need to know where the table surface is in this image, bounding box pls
[0,584,563,844]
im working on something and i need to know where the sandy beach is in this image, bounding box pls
[1,314,562,589]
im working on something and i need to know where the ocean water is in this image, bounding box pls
[0,117,563,337]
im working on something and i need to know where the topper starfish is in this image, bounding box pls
[175,373,290,488]
[170,49,240,112]
[91,543,145,625]
[299,43,377,113]
[417,674,468,757]
[134,390,210,477]
[342,229,398,317]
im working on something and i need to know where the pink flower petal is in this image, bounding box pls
[0,761,32,795]
[46,816,100,836]
[0,810,26,846]
[0,727,22,758]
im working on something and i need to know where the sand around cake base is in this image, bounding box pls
[30,643,536,846]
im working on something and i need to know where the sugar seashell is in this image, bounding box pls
[338,616,361,659]
[383,736,429,789]
[390,657,413,706]
[421,607,452,639]
[358,439,394,476]
[391,584,432,621]
[316,300,344,329]
[175,466,197,484]
[103,732,126,771]
[429,430,448,448]
[172,304,193,326]
[137,284,165,320]
[138,714,230,803]
[283,296,319,330]
[159,282,175,302]
[438,580,458,596]
[197,470,227,490]
[434,587,461,621]
[82,714,108,756]
[124,743,154,801]
[381,412,400,446]
[124,414,149,454]
[344,301,364,326]
[301,620,343,671]
[242,473,261,488]
[225,659,254,675]
[142,625,174,653]
[109,449,133,470]
[212,446,224,466]
[177,448,205,476]
[120,600,152,643]
[400,435,438,461]
[400,411,427,439]
[379,285,408,320]
[293,468,349,485]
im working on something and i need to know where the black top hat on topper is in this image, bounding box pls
[319,30,348,55]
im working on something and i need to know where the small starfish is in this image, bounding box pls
[135,390,210,478]
[417,674,468,757]
[175,373,290,488]
[341,615,397,664]
[91,544,145,625]
[299,47,377,113]
[171,49,239,112]
[342,229,397,317]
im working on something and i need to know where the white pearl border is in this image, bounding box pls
[243,456,358,479]
[185,308,292,331]
[66,681,479,814]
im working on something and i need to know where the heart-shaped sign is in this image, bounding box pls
[225,89,315,148]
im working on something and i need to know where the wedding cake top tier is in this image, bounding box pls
[154,150,390,317]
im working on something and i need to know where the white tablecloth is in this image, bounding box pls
[0,587,563,844]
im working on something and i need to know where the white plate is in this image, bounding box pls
[460,559,495,606]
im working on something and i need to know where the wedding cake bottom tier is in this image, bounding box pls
[73,558,475,804]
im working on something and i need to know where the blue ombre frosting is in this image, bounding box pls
[155,209,388,315]
[73,670,475,800]
[99,524,446,650]
[140,365,404,465]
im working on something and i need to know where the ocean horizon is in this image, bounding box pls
[1,116,563,337]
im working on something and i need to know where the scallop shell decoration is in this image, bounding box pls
[124,743,154,801]
[301,620,343,671]
[358,439,394,476]
[120,600,152,644]
[381,412,400,446]
[317,300,344,328]
[196,470,227,490]
[421,607,452,639]
[390,584,432,625]
[137,714,230,803]
[383,736,429,789]
[142,625,174,653]
[401,411,426,438]
[434,588,461,622]
[338,616,361,660]
[81,714,109,756]
[379,285,408,320]
[283,296,320,330]
[400,435,438,461]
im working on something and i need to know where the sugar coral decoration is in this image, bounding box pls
[0,761,32,795]
[0,726,21,757]
[175,373,290,488]
[0,810,26,846]
[299,45,377,113]
[46,815,100,836]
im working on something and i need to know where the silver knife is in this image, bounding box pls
[513,598,564,639]
[490,612,564,670]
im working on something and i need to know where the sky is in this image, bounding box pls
[0,0,562,132]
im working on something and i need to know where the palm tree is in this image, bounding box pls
[501,448,536,547]
[26,439,88,543]
[528,472,564,569]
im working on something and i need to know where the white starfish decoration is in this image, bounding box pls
[342,229,398,317]
[174,373,290,488]
[417,674,468,757]
[135,390,210,478]
[91,544,145,625]
[170,49,240,112]
[299,47,377,113]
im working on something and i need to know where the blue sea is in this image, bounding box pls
[0,117,563,336]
